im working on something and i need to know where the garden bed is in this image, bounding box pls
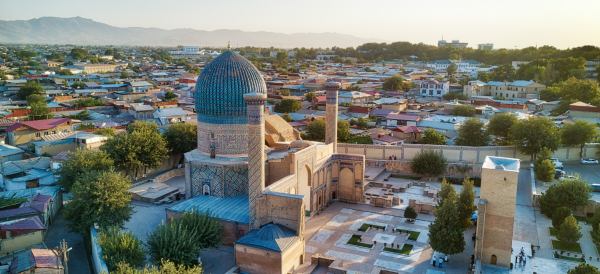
[347,234,373,248]
[358,223,386,232]
[395,229,420,241]
[390,175,422,180]
[549,227,559,236]
[383,244,413,255]
[574,216,592,225]
[551,240,582,253]
[555,254,584,262]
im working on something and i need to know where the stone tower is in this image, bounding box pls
[475,156,520,269]
[244,92,268,230]
[324,82,340,153]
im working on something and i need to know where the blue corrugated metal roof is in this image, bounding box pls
[510,80,535,87]
[417,120,456,131]
[235,223,300,252]
[168,194,249,224]
[0,144,24,157]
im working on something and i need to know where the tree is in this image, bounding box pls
[382,76,411,91]
[77,122,95,130]
[120,72,129,78]
[489,64,516,81]
[567,263,600,274]
[428,197,465,256]
[449,105,475,117]
[536,159,555,182]
[538,185,560,218]
[420,128,446,145]
[449,53,459,60]
[596,65,600,83]
[411,149,448,178]
[93,128,116,137]
[592,209,600,234]
[111,259,204,274]
[164,123,198,154]
[17,81,44,100]
[356,116,369,129]
[540,77,600,106]
[486,112,518,145]
[552,207,572,228]
[104,49,114,56]
[305,92,316,102]
[561,120,598,158]
[404,206,417,220]
[448,77,458,84]
[62,169,133,235]
[557,215,582,246]
[164,91,177,101]
[98,227,146,272]
[279,89,291,96]
[534,147,553,173]
[446,62,458,75]
[274,99,301,113]
[146,221,203,266]
[282,113,292,122]
[337,120,351,142]
[457,178,476,229]
[455,117,490,146]
[27,94,52,120]
[176,210,224,250]
[346,135,373,144]
[477,71,490,82]
[510,116,560,161]
[73,98,105,107]
[555,175,592,210]
[544,57,587,85]
[438,178,456,208]
[56,149,114,192]
[302,119,326,141]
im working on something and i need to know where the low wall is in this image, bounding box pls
[366,159,482,178]
[152,168,185,183]
[90,226,109,274]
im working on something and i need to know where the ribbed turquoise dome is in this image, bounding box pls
[194,51,266,124]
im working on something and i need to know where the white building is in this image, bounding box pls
[419,80,449,98]
[168,46,206,58]
[427,60,482,72]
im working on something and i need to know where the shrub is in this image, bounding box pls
[97,226,146,271]
[404,207,417,220]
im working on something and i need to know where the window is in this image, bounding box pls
[52,131,56,135]
[63,129,68,133]
[437,90,441,94]
[35,133,41,138]
[44,132,49,136]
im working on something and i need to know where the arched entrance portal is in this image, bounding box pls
[339,168,353,200]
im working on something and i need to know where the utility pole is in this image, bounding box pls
[55,239,72,274]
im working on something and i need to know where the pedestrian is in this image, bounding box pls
[515,256,518,265]
[519,255,522,265]
[438,258,443,268]
[521,247,524,255]
[523,256,526,265]
[433,256,437,266]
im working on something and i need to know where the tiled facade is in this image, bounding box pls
[190,162,248,198]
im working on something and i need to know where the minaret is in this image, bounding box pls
[244,92,267,230]
[324,82,341,153]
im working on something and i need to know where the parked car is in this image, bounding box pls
[581,158,599,164]
[554,169,566,179]
[550,158,563,169]
[559,174,576,181]
[592,184,600,192]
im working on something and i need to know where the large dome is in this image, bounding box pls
[194,50,266,124]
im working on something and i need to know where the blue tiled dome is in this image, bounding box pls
[194,51,266,124]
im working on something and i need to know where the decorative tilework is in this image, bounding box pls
[246,100,266,230]
[197,121,249,156]
[325,89,338,148]
[190,162,248,198]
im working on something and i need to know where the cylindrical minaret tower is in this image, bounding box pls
[244,92,267,230]
[324,82,341,153]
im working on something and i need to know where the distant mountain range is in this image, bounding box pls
[0,17,388,48]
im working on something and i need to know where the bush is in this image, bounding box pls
[438,177,481,187]
[410,149,447,178]
[552,207,572,229]
[97,226,146,271]
[346,135,373,144]
[404,207,417,220]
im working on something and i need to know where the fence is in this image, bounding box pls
[90,226,109,274]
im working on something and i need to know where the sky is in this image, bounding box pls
[1,0,599,49]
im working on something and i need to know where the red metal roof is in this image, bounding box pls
[0,216,45,231]
[391,125,424,133]
[369,133,403,143]
[31,249,62,269]
[0,206,40,219]
[6,118,71,132]
[348,106,370,114]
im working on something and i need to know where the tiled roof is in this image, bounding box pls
[6,118,71,132]
[0,118,16,127]
[235,223,300,252]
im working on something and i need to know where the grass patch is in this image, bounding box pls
[555,254,584,262]
[383,244,413,255]
[551,240,582,253]
[549,227,559,236]
[347,234,373,248]
[589,231,600,255]
[358,223,386,232]
[395,229,420,241]
[390,175,422,180]
[574,215,593,225]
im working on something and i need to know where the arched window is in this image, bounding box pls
[210,149,215,158]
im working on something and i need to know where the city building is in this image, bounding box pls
[6,118,74,146]
[477,43,494,51]
[419,80,449,98]
[438,40,468,48]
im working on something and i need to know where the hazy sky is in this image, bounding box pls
[2,0,599,49]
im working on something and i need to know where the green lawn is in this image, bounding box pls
[347,234,373,248]
[551,240,582,253]
[390,175,422,180]
[555,254,584,262]
[574,216,593,225]
[549,227,559,236]
[384,244,413,255]
[589,231,600,255]
[358,223,386,232]
[395,229,420,241]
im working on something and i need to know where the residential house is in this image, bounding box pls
[385,113,423,128]
[569,101,600,120]
[390,126,424,143]
[0,216,46,256]
[0,144,25,163]
[419,80,449,98]
[338,91,372,105]
[374,98,408,112]
[126,81,154,92]
[6,118,73,146]
[33,132,109,156]
[8,249,64,273]
[369,133,403,146]
[39,61,61,70]
[504,80,546,99]
[128,105,155,120]
[463,80,486,97]
[152,77,179,87]
[1,157,54,190]
[154,107,188,125]
[303,78,327,91]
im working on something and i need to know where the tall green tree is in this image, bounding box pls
[555,175,592,210]
[420,128,446,145]
[455,117,490,146]
[539,77,600,106]
[477,71,490,82]
[561,120,598,158]
[177,210,224,250]
[457,178,476,229]
[489,64,516,81]
[356,116,369,129]
[26,94,53,120]
[536,159,555,182]
[274,98,301,113]
[164,123,198,154]
[592,208,600,234]
[410,149,448,178]
[302,119,326,141]
[567,263,600,274]
[438,178,456,208]
[449,105,475,117]
[279,89,291,96]
[538,185,560,218]
[446,62,458,75]
[62,169,133,235]
[428,197,465,256]
[557,215,582,246]
[17,81,44,100]
[382,76,411,91]
[305,92,316,102]
[282,113,292,122]
[509,116,560,161]
[486,113,518,145]
[98,227,146,272]
[552,207,572,228]
[544,57,586,85]
[337,120,350,142]
[56,149,114,192]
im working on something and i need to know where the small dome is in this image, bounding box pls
[289,140,314,149]
[194,50,266,124]
[255,224,285,241]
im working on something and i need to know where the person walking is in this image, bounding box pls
[438,257,443,268]
[519,255,523,265]
[523,256,526,265]
[433,256,437,266]
[515,255,518,265]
